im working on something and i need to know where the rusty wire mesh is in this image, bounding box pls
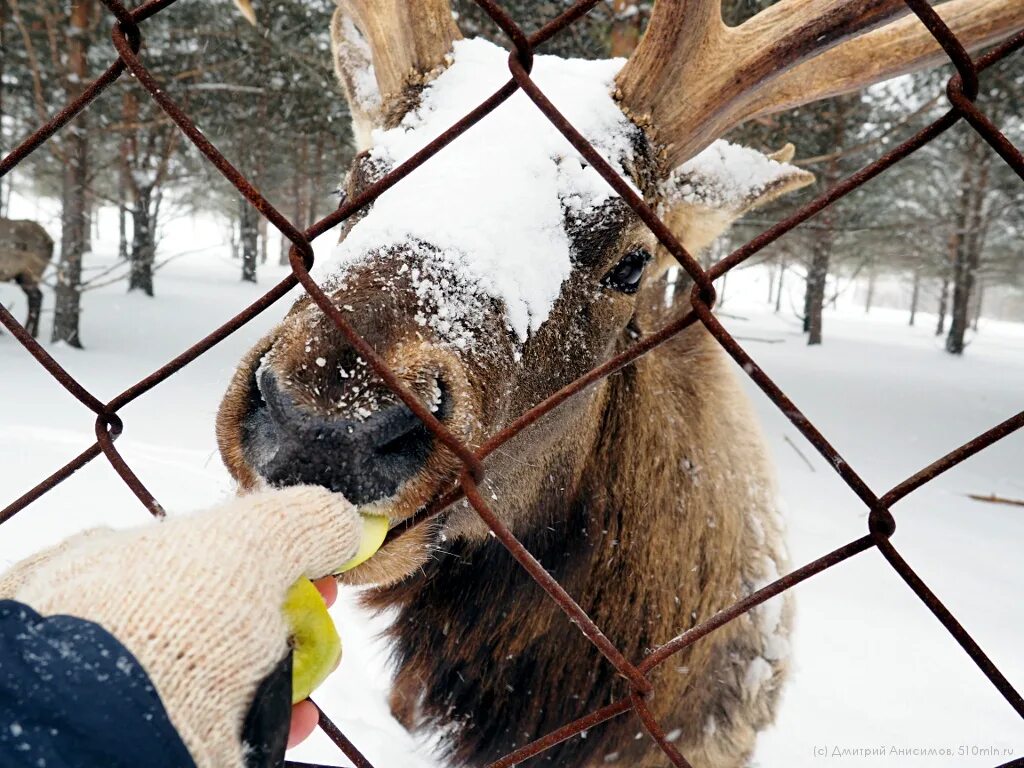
[1,0,1023,766]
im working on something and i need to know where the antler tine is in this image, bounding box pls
[334,0,460,129]
[616,0,1024,172]
[613,0,725,113]
[616,0,908,170]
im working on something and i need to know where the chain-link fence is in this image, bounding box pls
[1,1,1022,766]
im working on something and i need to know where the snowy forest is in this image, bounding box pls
[1,0,1022,353]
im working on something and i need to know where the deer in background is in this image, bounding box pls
[217,1,1023,765]
[0,219,53,339]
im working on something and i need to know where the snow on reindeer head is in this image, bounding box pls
[321,37,812,345]
[217,0,823,585]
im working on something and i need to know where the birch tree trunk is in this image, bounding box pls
[946,135,990,355]
[935,273,949,335]
[258,216,268,265]
[240,198,259,283]
[805,227,831,345]
[129,186,155,296]
[52,0,94,347]
[774,257,785,314]
[942,197,969,349]
[908,270,920,326]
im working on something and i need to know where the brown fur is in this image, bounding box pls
[368,317,791,767]
[217,9,803,766]
[218,188,794,767]
[0,218,53,338]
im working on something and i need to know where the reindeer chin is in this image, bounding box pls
[335,514,442,588]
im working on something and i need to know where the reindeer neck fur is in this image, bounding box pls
[365,303,790,768]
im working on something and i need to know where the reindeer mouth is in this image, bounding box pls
[241,357,453,510]
[219,338,473,586]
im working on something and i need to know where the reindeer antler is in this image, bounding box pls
[747,0,1024,120]
[616,0,1024,171]
[332,0,460,133]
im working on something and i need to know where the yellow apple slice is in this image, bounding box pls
[284,513,389,703]
[283,577,341,704]
[337,514,389,573]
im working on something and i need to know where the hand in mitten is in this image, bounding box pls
[0,486,387,768]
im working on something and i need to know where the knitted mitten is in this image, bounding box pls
[0,486,367,768]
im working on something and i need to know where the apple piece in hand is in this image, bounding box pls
[283,513,389,702]
[283,577,341,704]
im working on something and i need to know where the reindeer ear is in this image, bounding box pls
[663,140,815,216]
[739,143,815,215]
[331,0,461,151]
[648,141,814,279]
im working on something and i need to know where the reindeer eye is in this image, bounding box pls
[603,248,651,295]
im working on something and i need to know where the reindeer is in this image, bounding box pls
[0,219,53,339]
[217,2,1023,765]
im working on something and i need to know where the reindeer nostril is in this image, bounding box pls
[377,380,450,453]
[241,366,449,505]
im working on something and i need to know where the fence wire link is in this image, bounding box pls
[1,0,1023,765]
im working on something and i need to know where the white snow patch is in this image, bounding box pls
[316,38,637,342]
[407,248,494,350]
[752,556,783,635]
[761,632,790,662]
[744,657,774,696]
[666,140,800,209]
[750,556,790,662]
[335,15,383,151]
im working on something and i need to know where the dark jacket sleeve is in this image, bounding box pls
[0,599,196,768]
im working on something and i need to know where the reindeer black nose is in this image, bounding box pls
[242,368,443,504]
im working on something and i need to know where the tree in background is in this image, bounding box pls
[0,0,9,218]
[1,0,1021,350]
[732,89,879,345]
[5,0,118,344]
[2,0,351,304]
[175,0,352,282]
[940,56,1021,354]
[452,0,623,59]
[853,58,1024,353]
[120,89,182,296]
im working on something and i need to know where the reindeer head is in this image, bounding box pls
[218,0,1021,584]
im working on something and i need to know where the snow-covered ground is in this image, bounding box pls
[1,203,1021,767]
